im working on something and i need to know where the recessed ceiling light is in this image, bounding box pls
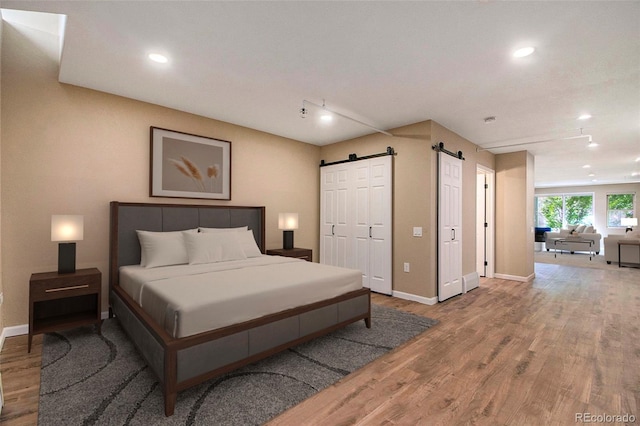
[632,172,640,177]
[582,164,591,168]
[587,141,599,148]
[591,179,598,182]
[320,113,333,122]
[588,172,595,177]
[578,114,592,120]
[148,53,168,63]
[636,157,640,162]
[513,47,535,58]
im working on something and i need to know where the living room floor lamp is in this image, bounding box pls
[51,215,84,274]
[278,213,298,250]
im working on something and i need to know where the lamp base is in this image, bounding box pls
[283,230,294,250]
[58,243,76,274]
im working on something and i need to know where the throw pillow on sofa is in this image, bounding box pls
[575,225,586,233]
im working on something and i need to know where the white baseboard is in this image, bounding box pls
[0,311,111,351]
[2,324,28,339]
[392,290,438,305]
[494,272,535,282]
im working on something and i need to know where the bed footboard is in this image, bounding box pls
[110,287,371,416]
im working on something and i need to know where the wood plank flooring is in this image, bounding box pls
[1,262,638,425]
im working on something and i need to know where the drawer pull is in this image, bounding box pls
[45,284,89,293]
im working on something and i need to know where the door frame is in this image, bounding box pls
[476,165,495,278]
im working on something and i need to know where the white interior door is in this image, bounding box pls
[367,157,392,295]
[320,165,351,267]
[439,153,463,301]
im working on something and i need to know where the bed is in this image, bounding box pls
[109,201,371,416]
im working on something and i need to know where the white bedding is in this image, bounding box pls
[119,255,363,338]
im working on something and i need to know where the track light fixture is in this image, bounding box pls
[476,127,594,152]
[299,99,393,137]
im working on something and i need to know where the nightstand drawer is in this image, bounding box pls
[30,277,99,300]
[30,272,100,301]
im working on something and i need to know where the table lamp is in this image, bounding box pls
[278,213,298,250]
[621,217,638,233]
[51,215,84,274]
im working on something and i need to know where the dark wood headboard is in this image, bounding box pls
[109,201,265,289]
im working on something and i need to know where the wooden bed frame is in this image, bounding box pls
[109,201,371,416]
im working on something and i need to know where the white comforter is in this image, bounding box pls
[119,255,363,338]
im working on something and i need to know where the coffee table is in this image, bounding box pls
[552,237,595,260]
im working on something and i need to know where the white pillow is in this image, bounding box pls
[584,225,594,234]
[236,230,262,258]
[575,225,586,233]
[199,226,248,233]
[183,232,247,265]
[136,229,197,268]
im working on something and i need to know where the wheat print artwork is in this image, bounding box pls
[151,127,231,200]
[168,157,221,192]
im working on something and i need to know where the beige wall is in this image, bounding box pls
[535,183,640,241]
[1,17,321,327]
[319,121,495,299]
[495,151,535,279]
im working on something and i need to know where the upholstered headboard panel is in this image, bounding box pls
[109,202,265,288]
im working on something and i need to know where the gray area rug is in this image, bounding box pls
[39,304,438,425]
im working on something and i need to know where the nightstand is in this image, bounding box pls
[28,267,102,353]
[266,248,312,262]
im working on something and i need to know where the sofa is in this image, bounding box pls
[545,225,602,254]
[604,231,640,264]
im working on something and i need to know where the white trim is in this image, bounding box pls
[0,311,111,347]
[476,165,495,279]
[392,290,438,305]
[2,324,28,338]
[494,272,535,282]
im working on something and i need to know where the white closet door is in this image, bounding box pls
[438,153,463,301]
[320,156,392,295]
[334,167,351,268]
[368,157,393,294]
[353,162,370,285]
[320,165,351,267]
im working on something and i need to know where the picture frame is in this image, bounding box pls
[150,127,231,200]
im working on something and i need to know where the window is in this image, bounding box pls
[607,193,635,227]
[535,193,594,231]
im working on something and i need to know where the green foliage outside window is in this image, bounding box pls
[565,195,594,226]
[535,194,594,230]
[538,196,563,229]
[607,194,634,227]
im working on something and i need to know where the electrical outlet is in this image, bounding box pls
[413,227,423,237]
[403,262,410,273]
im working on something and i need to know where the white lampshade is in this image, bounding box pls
[621,217,638,227]
[51,215,84,242]
[278,213,299,230]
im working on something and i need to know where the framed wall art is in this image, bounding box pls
[150,127,231,200]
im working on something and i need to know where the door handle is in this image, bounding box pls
[452,229,455,240]
[332,224,335,235]
[369,226,372,238]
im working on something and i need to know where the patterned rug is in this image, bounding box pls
[38,304,438,425]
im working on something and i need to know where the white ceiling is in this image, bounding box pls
[2,1,639,188]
